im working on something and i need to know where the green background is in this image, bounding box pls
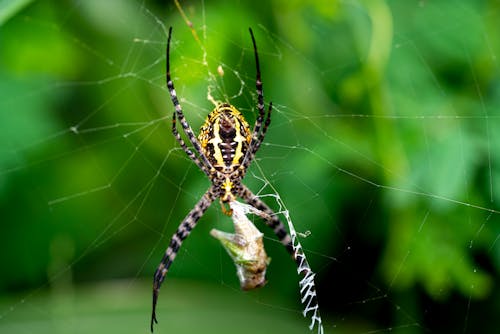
[1,0,499,333]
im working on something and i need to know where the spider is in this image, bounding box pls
[151,27,295,332]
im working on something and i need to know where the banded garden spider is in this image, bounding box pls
[151,27,295,332]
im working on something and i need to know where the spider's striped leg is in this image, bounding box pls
[249,28,266,137]
[252,102,272,153]
[166,26,213,170]
[238,185,294,257]
[172,112,211,177]
[241,102,273,171]
[151,187,216,332]
[242,28,273,170]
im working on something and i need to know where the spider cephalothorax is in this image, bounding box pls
[151,27,295,332]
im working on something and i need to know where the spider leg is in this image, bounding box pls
[248,27,266,137]
[257,102,272,146]
[242,102,272,171]
[172,112,211,177]
[166,26,213,170]
[151,187,216,332]
[238,185,294,256]
[242,29,273,170]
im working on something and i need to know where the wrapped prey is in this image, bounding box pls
[210,201,271,290]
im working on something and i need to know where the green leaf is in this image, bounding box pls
[0,0,34,25]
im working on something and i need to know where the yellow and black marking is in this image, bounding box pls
[198,103,252,173]
[197,103,253,203]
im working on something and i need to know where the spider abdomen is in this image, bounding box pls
[198,103,252,172]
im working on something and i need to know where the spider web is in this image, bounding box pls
[1,1,499,333]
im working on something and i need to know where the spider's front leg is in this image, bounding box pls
[151,187,216,332]
[242,28,274,170]
[166,26,213,171]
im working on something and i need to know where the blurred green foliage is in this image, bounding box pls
[1,0,499,333]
